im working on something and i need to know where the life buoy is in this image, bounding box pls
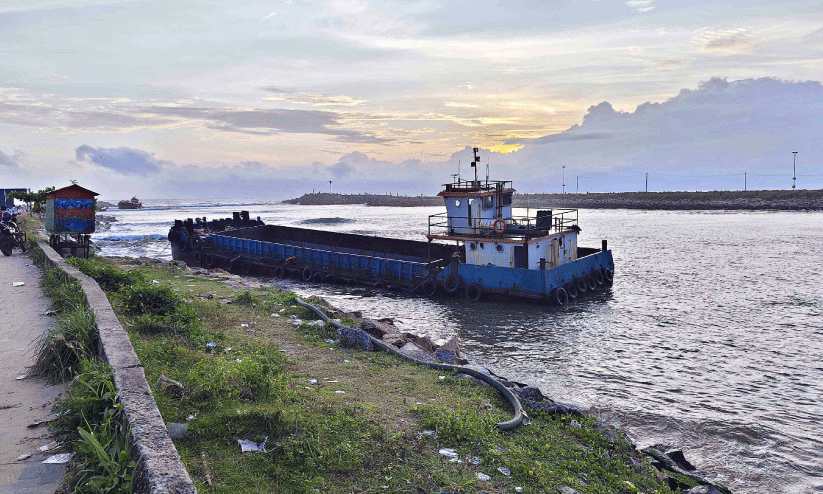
[443,273,463,293]
[421,279,437,297]
[301,267,314,282]
[586,276,597,291]
[575,277,587,293]
[324,273,338,284]
[493,219,507,235]
[554,287,569,306]
[602,268,614,284]
[594,270,605,286]
[565,282,578,300]
[273,266,285,278]
[312,271,324,283]
[465,283,482,301]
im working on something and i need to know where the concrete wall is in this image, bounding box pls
[38,242,196,494]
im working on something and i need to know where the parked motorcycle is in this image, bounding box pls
[0,211,26,256]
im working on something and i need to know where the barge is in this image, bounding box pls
[169,150,614,304]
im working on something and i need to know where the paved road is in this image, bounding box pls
[0,253,66,494]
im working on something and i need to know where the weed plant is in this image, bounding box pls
[31,305,99,383]
[52,359,137,493]
[67,257,144,292]
[120,283,200,336]
[41,265,87,313]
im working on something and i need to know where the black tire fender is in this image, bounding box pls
[554,287,569,306]
[301,267,314,282]
[420,279,437,297]
[443,273,463,293]
[465,283,482,301]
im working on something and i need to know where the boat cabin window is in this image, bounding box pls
[501,194,512,206]
[454,199,461,207]
[482,196,494,210]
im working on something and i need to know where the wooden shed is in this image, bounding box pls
[45,184,99,234]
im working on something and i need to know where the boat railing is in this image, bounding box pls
[428,208,578,238]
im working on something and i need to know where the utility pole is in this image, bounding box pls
[329,180,333,193]
[576,175,579,193]
[744,172,747,191]
[645,173,648,192]
[562,166,566,194]
[792,151,798,190]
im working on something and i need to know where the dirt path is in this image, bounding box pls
[0,253,66,494]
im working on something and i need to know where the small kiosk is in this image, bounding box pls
[45,184,98,258]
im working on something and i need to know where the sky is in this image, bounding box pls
[1,0,822,199]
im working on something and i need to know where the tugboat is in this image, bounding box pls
[118,196,142,209]
[167,148,613,305]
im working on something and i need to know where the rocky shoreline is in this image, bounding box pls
[284,189,823,211]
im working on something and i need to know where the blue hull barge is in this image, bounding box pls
[168,152,613,305]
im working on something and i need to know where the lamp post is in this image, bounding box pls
[792,152,797,190]
[329,180,333,193]
[562,166,566,194]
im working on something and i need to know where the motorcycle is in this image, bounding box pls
[0,211,27,256]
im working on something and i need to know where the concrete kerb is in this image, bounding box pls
[37,241,196,494]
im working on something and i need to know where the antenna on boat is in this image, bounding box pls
[457,159,461,181]
[472,147,479,182]
[486,158,489,183]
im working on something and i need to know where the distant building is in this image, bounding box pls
[1,188,29,208]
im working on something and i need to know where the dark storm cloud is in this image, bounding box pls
[75,145,170,175]
[140,106,388,143]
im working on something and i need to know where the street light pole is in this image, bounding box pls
[562,166,566,194]
[792,152,797,190]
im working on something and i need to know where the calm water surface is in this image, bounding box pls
[97,202,823,493]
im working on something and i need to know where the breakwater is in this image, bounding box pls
[284,189,823,210]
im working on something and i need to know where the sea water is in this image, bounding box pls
[95,200,823,493]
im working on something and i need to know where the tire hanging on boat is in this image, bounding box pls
[443,273,463,294]
[373,280,387,290]
[324,272,338,284]
[420,279,437,298]
[273,265,285,278]
[594,270,605,286]
[465,283,482,301]
[553,287,569,306]
[241,260,254,275]
[565,282,578,300]
[586,276,597,291]
[602,267,614,284]
[301,267,314,282]
[575,277,588,293]
[312,271,325,283]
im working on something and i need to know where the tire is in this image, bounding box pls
[312,271,324,283]
[565,282,578,300]
[586,276,597,291]
[0,234,12,256]
[465,283,482,301]
[347,277,359,286]
[575,277,587,293]
[594,270,605,286]
[553,287,569,306]
[602,268,614,285]
[241,261,254,275]
[273,266,285,278]
[420,279,437,298]
[373,280,386,290]
[443,273,463,294]
[301,267,314,282]
[324,273,338,284]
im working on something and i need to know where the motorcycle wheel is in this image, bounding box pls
[0,234,12,256]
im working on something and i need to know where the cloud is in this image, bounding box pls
[626,0,654,13]
[75,145,170,175]
[261,87,365,107]
[0,148,22,169]
[694,28,755,53]
[140,105,388,143]
[501,77,823,190]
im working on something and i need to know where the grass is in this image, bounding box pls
[80,256,674,494]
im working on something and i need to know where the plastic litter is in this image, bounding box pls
[42,453,74,464]
[292,319,303,325]
[271,313,281,317]
[151,280,160,284]
[309,379,317,385]
[335,390,345,394]
[515,488,523,493]
[438,375,445,380]
[238,436,268,453]
[497,467,511,476]
[38,443,56,452]
[206,342,217,348]
[16,374,27,380]
[16,453,31,461]
[308,320,325,327]
[240,323,248,327]
[570,419,581,428]
[186,414,197,421]
[12,282,25,287]
[475,472,490,481]
[438,448,459,460]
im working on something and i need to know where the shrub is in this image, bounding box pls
[186,351,284,402]
[121,283,183,317]
[41,265,87,313]
[67,257,144,293]
[32,305,98,383]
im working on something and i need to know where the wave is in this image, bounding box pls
[299,217,355,225]
[95,234,168,243]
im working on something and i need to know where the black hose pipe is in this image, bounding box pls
[294,297,526,431]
